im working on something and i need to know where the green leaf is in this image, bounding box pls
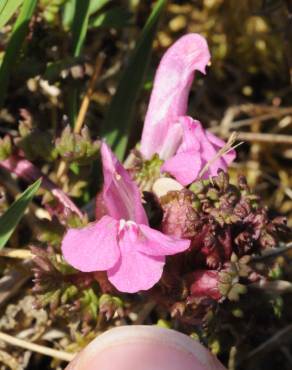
[62,0,109,30]
[89,0,109,15]
[67,0,90,125]
[0,1,7,14]
[0,0,38,107]
[0,178,41,249]
[0,0,24,29]
[71,0,90,57]
[102,0,167,160]
[62,0,75,30]
[89,6,132,29]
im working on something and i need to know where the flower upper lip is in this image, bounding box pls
[140,33,235,186]
[140,33,211,160]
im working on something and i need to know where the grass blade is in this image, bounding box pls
[89,6,132,29]
[62,0,109,30]
[71,0,90,57]
[102,0,167,160]
[0,178,41,249]
[0,0,7,14]
[0,0,38,107]
[88,0,109,15]
[0,0,24,29]
[67,0,90,125]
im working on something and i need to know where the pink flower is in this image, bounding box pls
[140,33,210,160]
[161,117,235,186]
[140,33,235,185]
[62,143,190,293]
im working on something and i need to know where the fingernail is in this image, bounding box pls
[65,325,225,370]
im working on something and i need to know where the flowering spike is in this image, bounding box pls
[141,34,210,159]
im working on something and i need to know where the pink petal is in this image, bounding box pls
[201,157,228,179]
[108,223,165,292]
[140,34,210,159]
[187,122,222,177]
[205,131,236,165]
[181,120,236,177]
[137,223,190,256]
[162,117,236,184]
[101,142,148,225]
[161,117,202,185]
[161,151,202,186]
[62,215,120,272]
[205,131,227,148]
[159,122,183,160]
[199,131,235,179]
[176,117,201,153]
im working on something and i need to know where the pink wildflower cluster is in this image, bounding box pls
[62,34,236,294]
